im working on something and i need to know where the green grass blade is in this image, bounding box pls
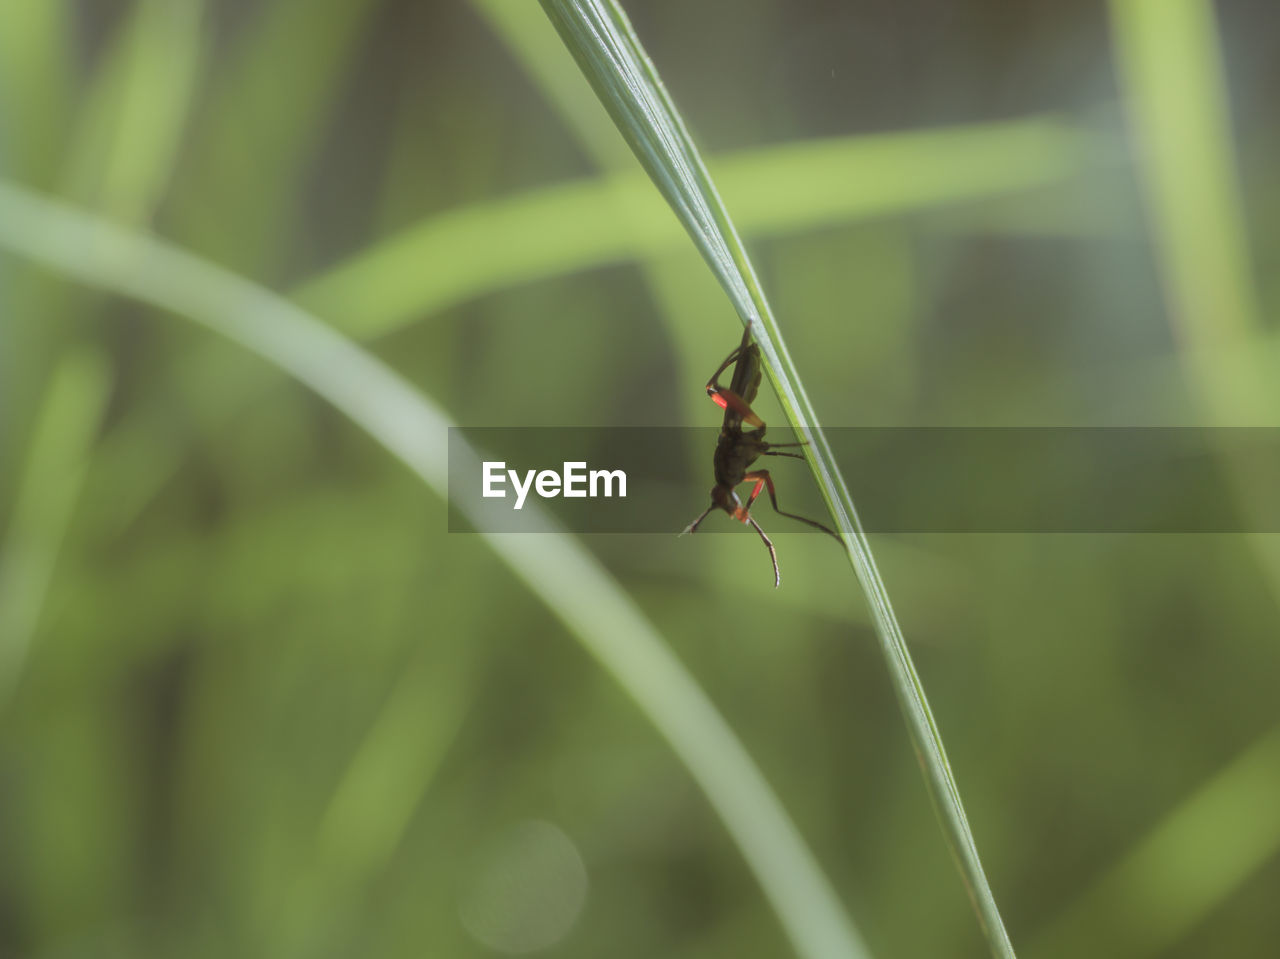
[0,0,73,185]
[1107,0,1280,558]
[1108,0,1262,360]
[169,0,381,272]
[59,0,205,222]
[1111,0,1280,596]
[0,348,112,703]
[472,0,633,168]
[1039,6,1280,953]
[0,178,866,959]
[294,117,1099,339]
[1030,726,1280,959]
[540,1,1016,956]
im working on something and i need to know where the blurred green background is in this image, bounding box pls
[2,1,1279,957]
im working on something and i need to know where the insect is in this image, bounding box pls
[682,324,841,587]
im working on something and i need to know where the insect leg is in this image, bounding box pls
[705,328,765,427]
[706,385,765,428]
[706,345,744,392]
[683,498,779,586]
[742,470,842,541]
[762,439,806,460]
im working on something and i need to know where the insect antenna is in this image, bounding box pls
[680,505,715,536]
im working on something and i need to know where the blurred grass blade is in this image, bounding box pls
[170,0,381,272]
[541,1,1015,956]
[472,0,633,168]
[1085,8,1280,954]
[295,117,1096,339]
[274,646,476,956]
[0,0,73,185]
[0,178,867,959]
[0,349,112,704]
[1108,0,1262,360]
[1030,726,1280,959]
[59,0,205,223]
[1107,3,1280,593]
[1108,0,1270,428]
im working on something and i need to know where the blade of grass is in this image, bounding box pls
[59,0,205,223]
[1107,0,1280,513]
[271,644,478,958]
[1029,725,1280,959]
[1108,0,1262,361]
[540,1,1015,956]
[294,116,1099,339]
[1036,5,1280,952]
[169,0,381,272]
[0,348,112,704]
[472,0,633,168]
[0,0,72,186]
[0,0,74,466]
[0,178,870,959]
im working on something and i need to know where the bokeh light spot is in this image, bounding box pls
[457,819,589,954]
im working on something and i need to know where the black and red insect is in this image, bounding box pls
[682,325,841,586]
